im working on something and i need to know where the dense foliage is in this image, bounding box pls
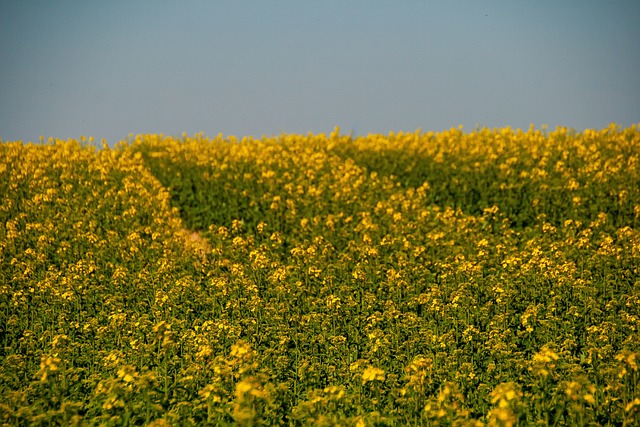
[1,125,639,426]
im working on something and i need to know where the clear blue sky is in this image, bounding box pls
[1,1,639,145]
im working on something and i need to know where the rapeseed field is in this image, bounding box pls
[1,124,639,426]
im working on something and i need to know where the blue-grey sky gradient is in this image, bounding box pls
[1,0,639,145]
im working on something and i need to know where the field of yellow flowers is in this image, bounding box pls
[1,124,639,426]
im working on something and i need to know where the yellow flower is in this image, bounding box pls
[195,345,213,361]
[487,407,517,427]
[230,341,252,358]
[235,380,254,398]
[533,346,559,364]
[117,366,136,383]
[625,398,640,412]
[234,377,266,400]
[362,366,385,385]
